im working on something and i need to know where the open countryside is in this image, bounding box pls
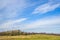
[0,30,60,40]
[0,34,60,40]
[0,0,60,40]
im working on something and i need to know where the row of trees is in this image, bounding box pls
[0,30,35,36]
[0,30,60,36]
[0,30,22,36]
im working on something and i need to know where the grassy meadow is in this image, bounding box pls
[0,34,60,40]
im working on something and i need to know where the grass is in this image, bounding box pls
[0,34,60,40]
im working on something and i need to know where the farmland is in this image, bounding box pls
[0,34,60,40]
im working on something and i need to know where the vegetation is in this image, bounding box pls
[0,30,37,36]
[0,30,60,40]
[0,30,60,36]
[0,34,60,40]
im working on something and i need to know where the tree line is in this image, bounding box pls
[0,30,35,36]
[0,30,60,36]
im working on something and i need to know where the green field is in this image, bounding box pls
[0,34,60,40]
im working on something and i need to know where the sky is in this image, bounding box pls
[0,0,60,33]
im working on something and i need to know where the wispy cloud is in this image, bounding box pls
[0,0,60,33]
[32,1,60,14]
[23,16,60,30]
[0,18,27,29]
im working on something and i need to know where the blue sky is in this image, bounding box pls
[0,0,60,33]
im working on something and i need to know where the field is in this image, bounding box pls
[0,34,60,40]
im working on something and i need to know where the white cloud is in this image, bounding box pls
[0,0,36,18]
[0,18,27,28]
[1,0,28,18]
[23,16,60,30]
[32,2,60,14]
